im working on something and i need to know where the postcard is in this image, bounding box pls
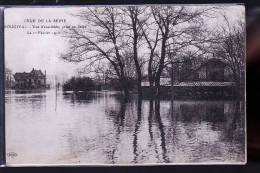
[4,5,246,165]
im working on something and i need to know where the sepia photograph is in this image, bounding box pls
[4,5,246,165]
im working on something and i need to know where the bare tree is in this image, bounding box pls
[121,6,147,96]
[60,7,131,96]
[150,6,216,95]
[60,6,219,97]
[138,11,160,89]
[122,51,137,80]
[213,15,245,94]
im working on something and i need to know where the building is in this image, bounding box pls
[142,58,234,86]
[177,58,233,82]
[14,68,47,89]
[5,68,15,89]
[141,58,236,98]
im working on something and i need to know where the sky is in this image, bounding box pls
[4,5,245,77]
[5,7,81,76]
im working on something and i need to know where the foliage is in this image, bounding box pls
[63,77,96,92]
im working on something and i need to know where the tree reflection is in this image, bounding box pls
[63,92,245,163]
[147,98,170,163]
[110,96,128,163]
[133,96,142,163]
[63,92,96,104]
[103,95,128,163]
[154,99,170,163]
[6,87,245,164]
[148,99,154,140]
[221,101,245,146]
[12,91,47,110]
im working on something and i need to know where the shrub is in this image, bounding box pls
[63,77,96,92]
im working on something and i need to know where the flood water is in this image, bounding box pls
[5,90,245,165]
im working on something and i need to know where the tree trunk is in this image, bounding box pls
[148,53,154,87]
[121,76,129,98]
[137,77,142,97]
[133,30,142,97]
[148,53,156,96]
[154,36,167,97]
[123,87,129,98]
[155,77,160,97]
[171,61,174,95]
[129,7,142,97]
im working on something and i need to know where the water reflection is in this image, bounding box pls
[5,90,245,164]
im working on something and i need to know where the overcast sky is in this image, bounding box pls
[4,5,244,76]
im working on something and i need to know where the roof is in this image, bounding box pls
[14,72,30,79]
[14,69,45,80]
[30,69,45,77]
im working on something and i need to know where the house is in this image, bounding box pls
[5,68,15,89]
[141,58,236,98]
[14,68,47,89]
[177,58,233,82]
[142,58,233,86]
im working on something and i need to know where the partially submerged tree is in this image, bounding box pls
[149,6,217,95]
[138,10,160,89]
[60,7,131,96]
[121,6,147,96]
[60,6,222,97]
[213,15,245,90]
[63,76,96,92]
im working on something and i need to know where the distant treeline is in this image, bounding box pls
[63,77,96,92]
[62,76,136,92]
